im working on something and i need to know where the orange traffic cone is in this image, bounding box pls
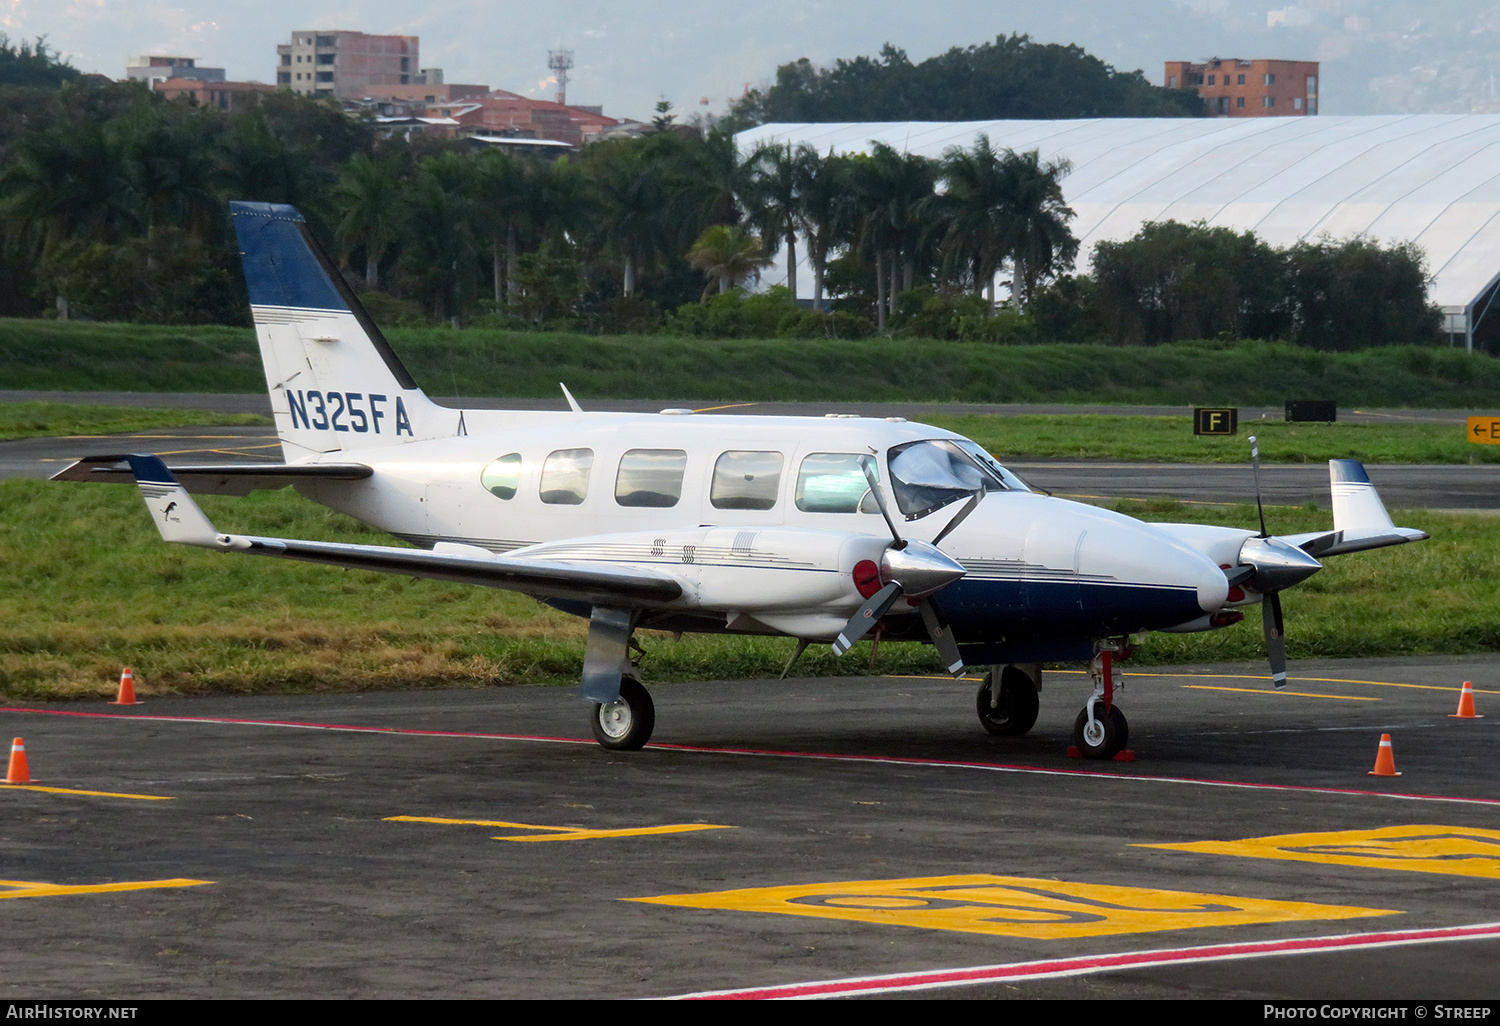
[1450,681,1482,719]
[6,737,30,784]
[110,667,140,706]
[1368,733,1401,777]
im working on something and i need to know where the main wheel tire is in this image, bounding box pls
[976,666,1041,737]
[1072,702,1128,760]
[590,676,656,751]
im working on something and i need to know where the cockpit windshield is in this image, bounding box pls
[887,439,1030,519]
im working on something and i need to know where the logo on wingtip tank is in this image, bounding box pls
[285,391,413,436]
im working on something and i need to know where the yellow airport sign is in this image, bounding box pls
[626,874,1397,940]
[1468,417,1500,443]
[1142,824,1500,879]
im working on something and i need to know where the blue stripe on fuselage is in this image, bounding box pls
[934,577,1204,640]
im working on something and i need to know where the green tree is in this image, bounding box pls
[332,150,407,289]
[998,148,1078,311]
[728,34,1201,127]
[687,224,771,300]
[745,143,814,302]
[1285,238,1441,350]
[0,35,80,89]
[1091,221,1288,344]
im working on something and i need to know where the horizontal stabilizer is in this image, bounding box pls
[124,454,222,547]
[1281,459,1428,556]
[53,456,372,495]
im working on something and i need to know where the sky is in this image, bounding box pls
[10,1,1500,121]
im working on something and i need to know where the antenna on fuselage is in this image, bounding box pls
[560,382,584,413]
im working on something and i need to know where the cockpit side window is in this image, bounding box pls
[540,448,593,505]
[888,439,1014,519]
[481,453,523,499]
[795,453,880,514]
[711,451,783,510]
[616,449,687,508]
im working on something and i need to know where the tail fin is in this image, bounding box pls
[231,202,451,457]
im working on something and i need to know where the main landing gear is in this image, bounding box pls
[1072,645,1130,760]
[975,664,1041,737]
[590,675,656,751]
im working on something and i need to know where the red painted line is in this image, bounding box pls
[5,706,1498,807]
[669,921,1500,999]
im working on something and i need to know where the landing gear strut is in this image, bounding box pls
[1072,644,1130,760]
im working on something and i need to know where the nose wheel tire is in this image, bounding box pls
[975,666,1040,737]
[1072,702,1128,760]
[590,676,656,751]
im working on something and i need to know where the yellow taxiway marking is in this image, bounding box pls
[385,815,732,842]
[1181,685,1380,701]
[691,402,759,413]
[627,874,1398,940]
[0,878,211,900]
[0,784,174,800]
[1142,825,1500,880]
[890,671,1496,696]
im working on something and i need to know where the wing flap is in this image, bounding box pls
[235,535,683,605]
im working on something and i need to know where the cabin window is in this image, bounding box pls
[711,451,783,510]
[615,449,687,508]
[480,453,523,499]
[540,448,593,505]
[795,453,880,514]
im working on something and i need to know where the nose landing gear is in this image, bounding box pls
[1071,644,1132,761]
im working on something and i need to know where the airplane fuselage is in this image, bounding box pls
[288,407,1231,655]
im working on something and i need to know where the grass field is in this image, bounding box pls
[923,413,1500,464]
[0,402,270,441]
[4,399,1489,465]
[1,479,1487,702]
[5,318,1500,409]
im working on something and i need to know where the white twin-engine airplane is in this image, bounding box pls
[57,202,1428,757]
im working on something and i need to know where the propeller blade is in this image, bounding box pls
[931,490,982,548]
[1249,434,1269,538]
[832,581,903,656]
[917,599,965,677]
[1263,590,1287,689]
[858,455,905,549]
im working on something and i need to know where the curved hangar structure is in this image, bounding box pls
[736,115,1500,348]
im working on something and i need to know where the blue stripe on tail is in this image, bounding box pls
[230,201,349,312]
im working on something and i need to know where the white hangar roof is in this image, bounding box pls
[736,116,1500,333]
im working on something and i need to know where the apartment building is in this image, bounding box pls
[276,30,418,100]
[1164,58,1320,116]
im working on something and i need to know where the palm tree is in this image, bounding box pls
[796,148,858,313]
[745,143,813,303]
[687,224,770,300]
[849,143,935,328]
[0,121,140,316]
[936,135,1010,308]
[998,148,1078,310]
[585,140,672,297]
[331,150,405,289]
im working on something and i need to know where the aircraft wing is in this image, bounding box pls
[52,455,373,496]
[117,454,683,607]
